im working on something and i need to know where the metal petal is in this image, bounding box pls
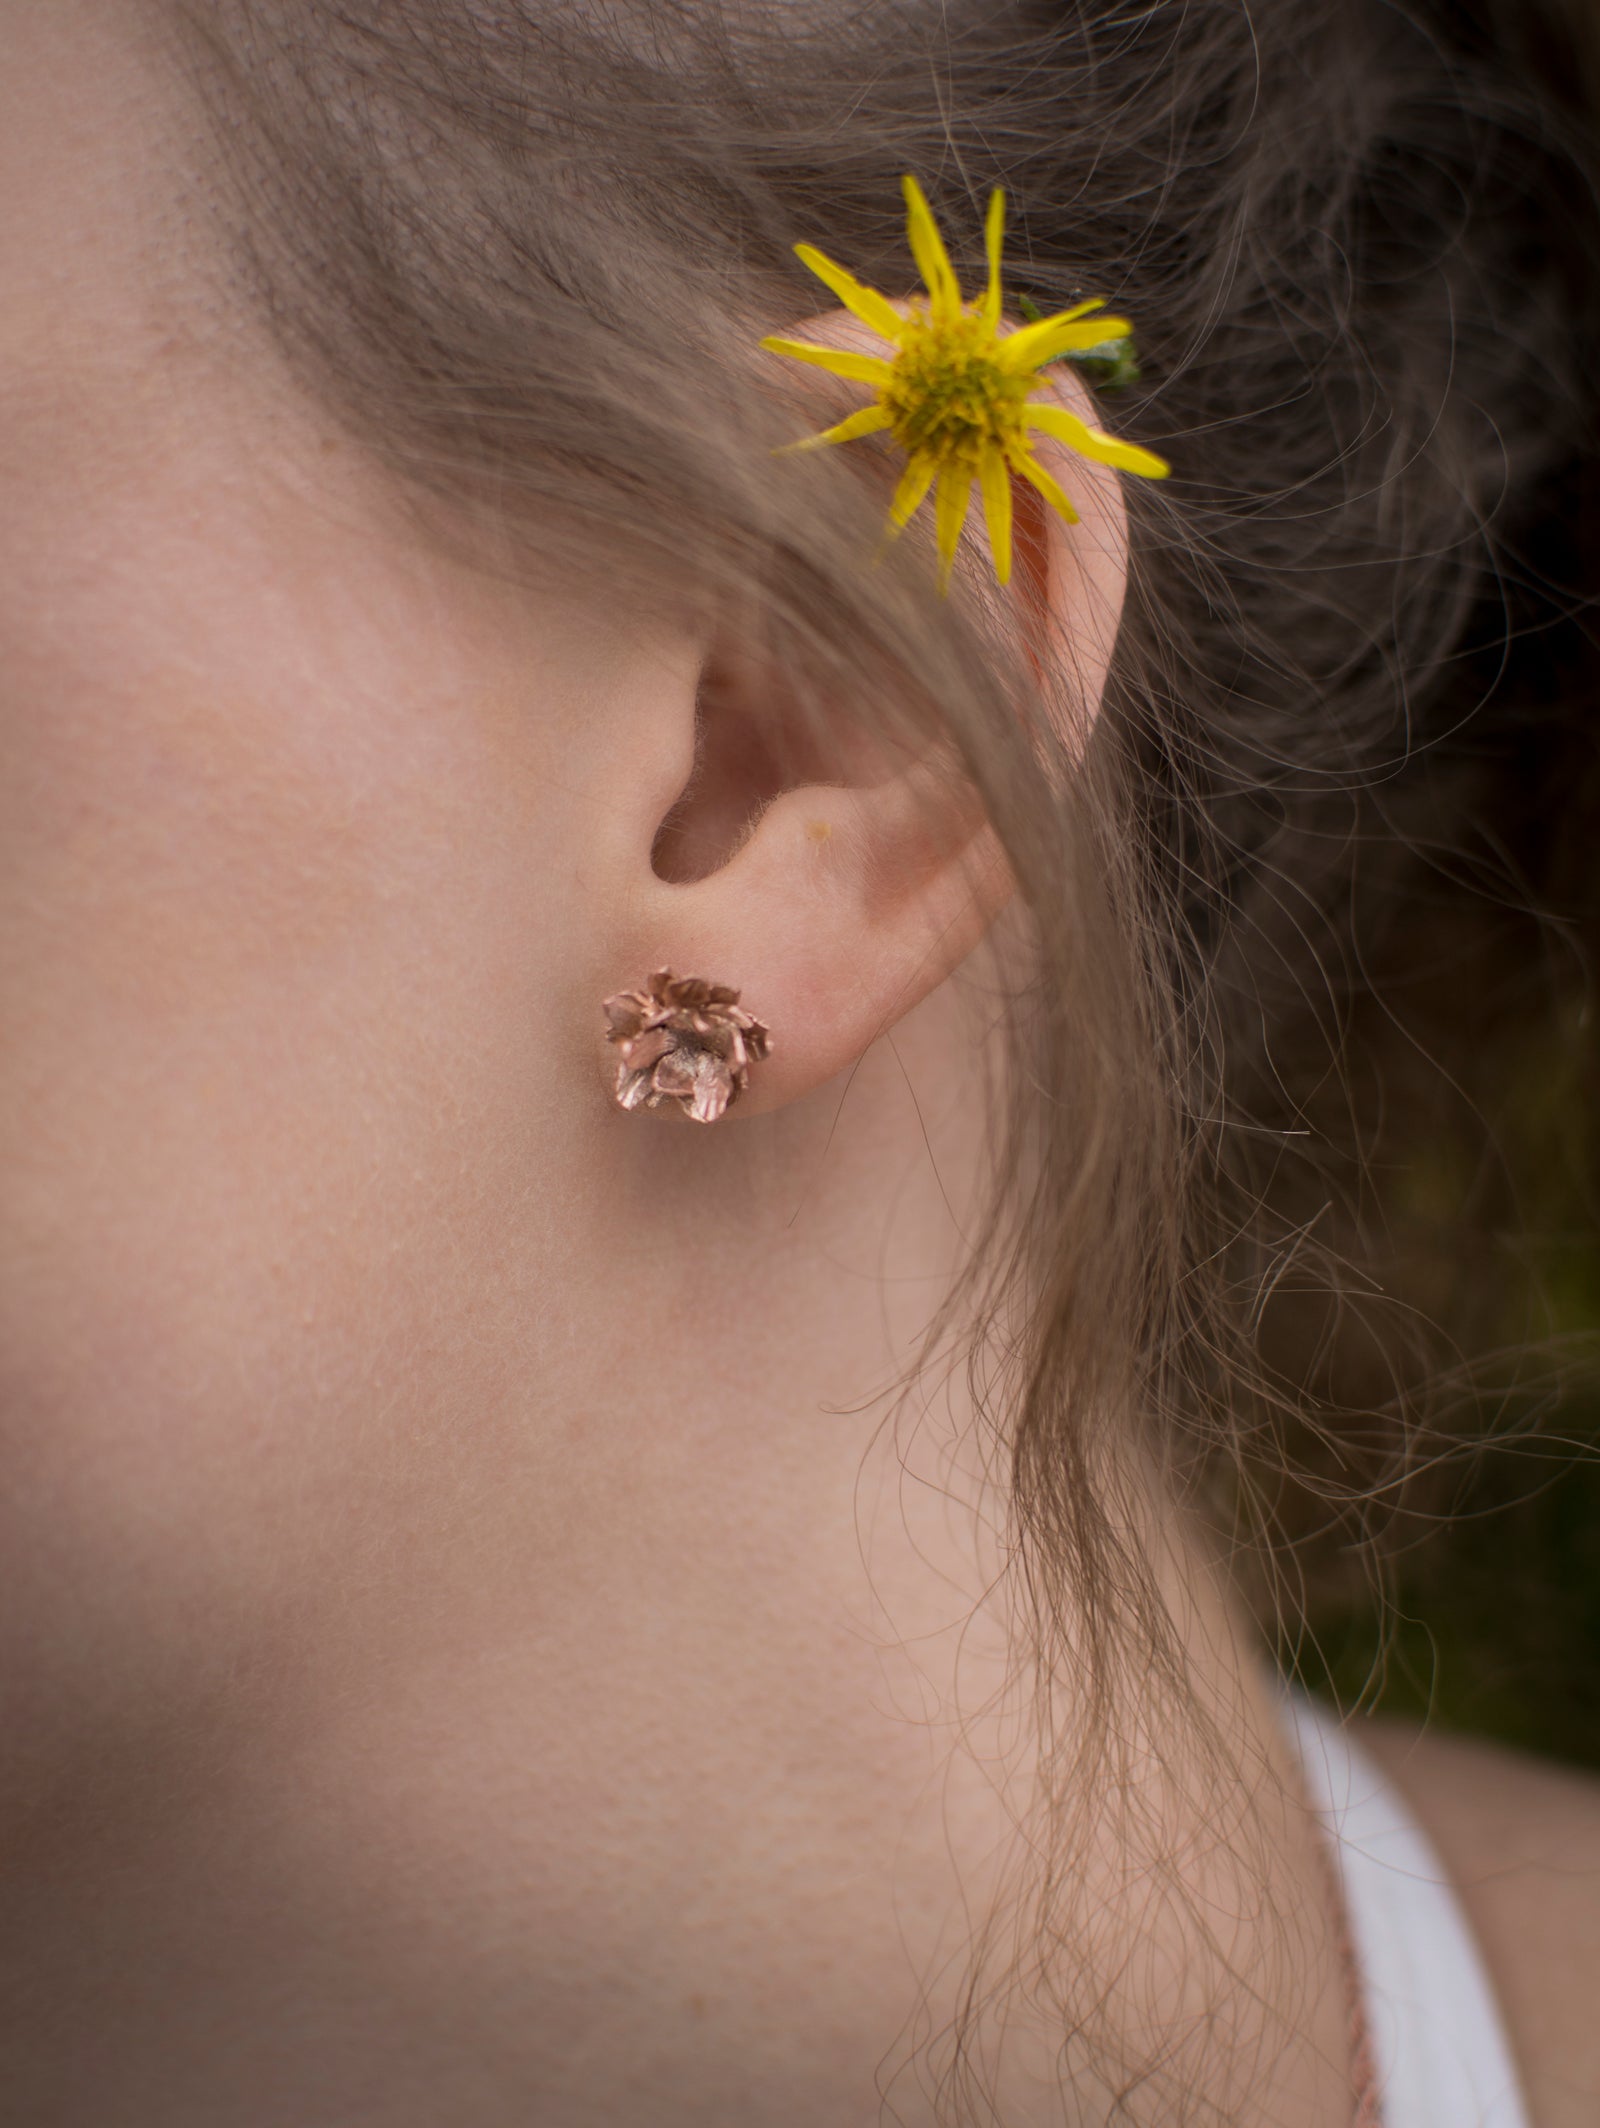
[644,1056,693,1112]
[620,1026,674,1072]
[614,1065,655,1111]
[689,1061,733,1124]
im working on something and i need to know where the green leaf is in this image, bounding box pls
[1014,294,1140,391]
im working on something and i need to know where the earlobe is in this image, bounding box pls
[602,751,1009,1121]
[599,350,1129,1123]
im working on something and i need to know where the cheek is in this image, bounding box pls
[0,459,615,1753]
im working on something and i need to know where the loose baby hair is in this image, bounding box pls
[163,0,1600,2114]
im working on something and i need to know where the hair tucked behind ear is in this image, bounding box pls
[165,0,1600,2112]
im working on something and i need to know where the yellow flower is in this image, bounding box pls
[761,176,1169,592]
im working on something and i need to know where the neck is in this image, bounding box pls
[2,961,1355,2125]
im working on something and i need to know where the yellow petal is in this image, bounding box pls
[759,335,896,386]
[999,306,1133,372]
[902,174,961,323]
[980,189,1005,332]
[979,450,1013,586]
[1012,448,1081,527]
[1025,402,1169,479]
[886,454,936,533]
[935,466,974,591]
[792,245,906,343]
[776,403,893,455]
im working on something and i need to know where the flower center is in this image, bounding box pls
[881,309,1031,471]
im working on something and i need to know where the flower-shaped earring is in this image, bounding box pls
[602,969,772,1124]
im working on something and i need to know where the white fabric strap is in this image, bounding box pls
[1282,1693,1532,2128]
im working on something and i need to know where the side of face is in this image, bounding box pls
[0,7,1130,1786]
[0,7,687,1759]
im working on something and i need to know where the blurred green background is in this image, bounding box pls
[1297,1430,1600,1770]
[1286,1020,1600,1772]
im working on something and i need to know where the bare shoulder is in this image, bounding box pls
[1362,1717,1600,2128]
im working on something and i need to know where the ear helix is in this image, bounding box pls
[601,969,773,1124]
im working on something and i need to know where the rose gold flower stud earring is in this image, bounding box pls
[601,969,773,1124]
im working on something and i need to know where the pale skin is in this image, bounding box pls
[2,7,1597,2125]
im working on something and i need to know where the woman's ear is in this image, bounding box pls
[597,345,1129,1121]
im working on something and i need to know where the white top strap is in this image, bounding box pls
[1282,1693,1532,2128]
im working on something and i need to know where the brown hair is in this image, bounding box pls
[164,0,1600,2111]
